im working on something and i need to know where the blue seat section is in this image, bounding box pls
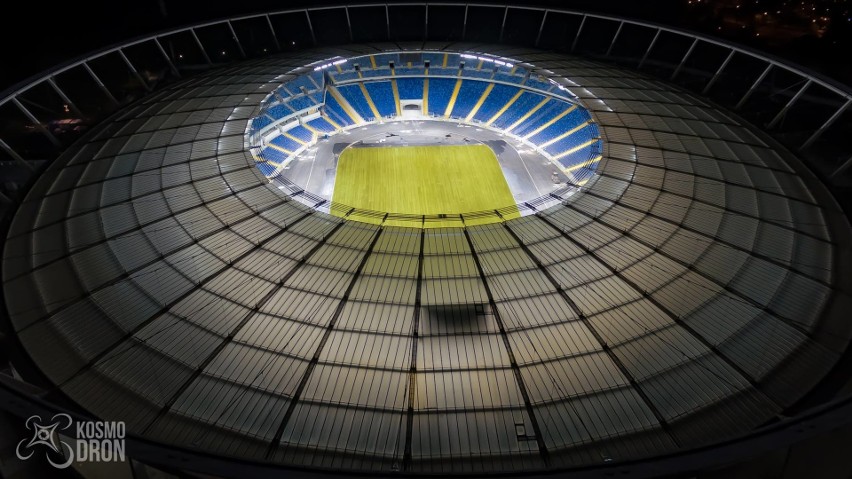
[556,140,602,172]
[462,69,493,80]
[287,125,313,143]
[260,96,276,109]
[443,55,460,67]
[287,95,317,112]
[309,92,323,104]
[428,67,458,77]
[557,148,591,170]
[496,64,515,74]
[422,52,444,66]
[394,67,423,76]
[512,102,564,136]
[251,115,273,131]
[572,105,592,122]
[490,91,545,129]
[450,80,490,119]
[471,84,519,123]
[326,108,351,127]
[362,55,378,69]
[528,107,588,144]
[427,78,456,116]
[544,124,598,157]
[333,71,360,82]
[396,78,424,100]
[283,75,316,94]
[308,71,324,88]
[493,72,523,85]
[307,116,337,133]
[336,84,375,121]
[266,104,293,120]
[270,135,301,153]
[260,147,286,165]
[257,162,277,177]
[324,93,355,126]
[525,77,552,91]
[365,82,396,117]
[373,53,400,67]
[362,68,391,78]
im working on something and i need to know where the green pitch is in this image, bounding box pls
[332,144,518,226]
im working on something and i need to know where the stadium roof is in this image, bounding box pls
[3,42,851,475]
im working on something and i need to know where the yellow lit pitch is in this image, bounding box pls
[332,144,518,226]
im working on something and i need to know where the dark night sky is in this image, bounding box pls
[2,0,850,92]
[0,0,686,92]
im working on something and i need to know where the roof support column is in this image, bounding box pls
[499,5,509,43]
[227,20,246,58]
[153,37,180,77]
[83,62,118,105]
[11,97,60,147]
[305,9,317,45]
[535,10,548,48]
[0,138,34,172]
[671,37,699,80]
[605,21,624,57]
[344,6,354,42]
[638,28,661,69]
[118,48,150,91]
[702,49,734,94]
[767,79,811,129]
[265,14,280,50]
[571,15,587,52]
[189,28,212,64]
[801,98,850,150]
[736,63,772,110]
[462,4,469,40]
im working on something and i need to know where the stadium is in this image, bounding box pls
[1,3,852,478]
[252,51,602,226]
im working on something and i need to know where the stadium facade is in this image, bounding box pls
[1,4,852,478]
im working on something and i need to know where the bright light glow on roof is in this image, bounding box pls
[460,53,513,68]
[312,58,348,71]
